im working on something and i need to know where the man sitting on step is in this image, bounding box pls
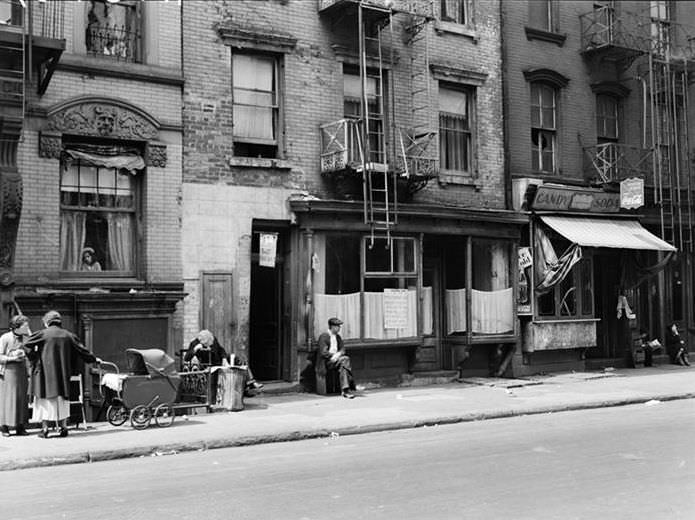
[317,317,356,399]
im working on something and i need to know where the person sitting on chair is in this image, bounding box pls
[184,330,263,394]
[317,317,356,399]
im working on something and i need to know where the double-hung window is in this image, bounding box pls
[343,69,385,164]
[530,82,557,173]
[60,146,141,274]
[440,0,470,26]
[233,53,280,159]
[439,85,474,175]
[528,0,557,32]
[596,94,619,180]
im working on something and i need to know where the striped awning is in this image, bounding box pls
[540,215,676,252]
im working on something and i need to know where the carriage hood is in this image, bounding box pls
[126,348,178,377]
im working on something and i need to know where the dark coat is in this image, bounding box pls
[317,331,343,362]
[24,325,96,400]
[184,337,229,367]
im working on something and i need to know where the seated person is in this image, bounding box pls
[185,330,263,394]
[317,317,356,399]
[81,247,102,271]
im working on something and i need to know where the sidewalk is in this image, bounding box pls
[1,364,693,471]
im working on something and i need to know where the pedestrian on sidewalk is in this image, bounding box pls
[0,315,31,437]
[666,322,690,366]
[317,317,356,399]
[24,311,101,438]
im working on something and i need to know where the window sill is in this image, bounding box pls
[438,171,479,187]
[434,21,478,42]
[524,27,567,46]
[227,156,292,170]
[58,53,184,86]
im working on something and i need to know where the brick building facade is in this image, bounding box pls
[181,0,524,385]
[1,0,184,418]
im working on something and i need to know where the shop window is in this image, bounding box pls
[85,0,141,62]
[444,239,467,335]
[440,0,471,26]
[530,82,557,173]
[528,0,558,32]
[537,258,593,319]
[344,68,385,164]
[472,239,514,334]
[233,53,280,159]
[439,84,474,175]
[59,146,141,274]
[314,234,425,341]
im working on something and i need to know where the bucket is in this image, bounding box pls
[215,366,245,411]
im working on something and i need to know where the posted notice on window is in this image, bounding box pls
[383,288,409,329]
[259,232,278,268]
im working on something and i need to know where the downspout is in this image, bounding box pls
[500,0,511,210]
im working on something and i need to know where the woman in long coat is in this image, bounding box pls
[0,315,31,436]
[24,310,100,438]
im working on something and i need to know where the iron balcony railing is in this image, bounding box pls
[583,143,653,184]
[86,25,140,62]
[579,6,649,54]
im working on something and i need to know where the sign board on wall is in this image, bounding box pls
[620,177,644,209]
[259,233,278,268]
[517,247,532,315]
[531,185,620,213]
[383,288,409,329]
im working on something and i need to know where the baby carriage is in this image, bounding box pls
[100,348,181,430]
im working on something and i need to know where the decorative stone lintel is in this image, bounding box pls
[217,24,297,53]
[39,132,62,159]
[430,63,488,86]
[146,142,168,168]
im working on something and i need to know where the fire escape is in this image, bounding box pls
[0,0,64,302]
[318,0,438,247]
[579,3,694,252]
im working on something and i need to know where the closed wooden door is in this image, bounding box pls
[201,272,234,351]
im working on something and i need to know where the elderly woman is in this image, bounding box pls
[0,315,31,437]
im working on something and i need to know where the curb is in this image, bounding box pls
[2,391,693,472]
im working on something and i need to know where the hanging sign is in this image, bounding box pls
[259,233,278,268]
[620,177,644,210]
[383,288,409,329]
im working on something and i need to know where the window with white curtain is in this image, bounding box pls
[313,234,427,341]
[60,152,138,274]
[471,239,514,334]
[233,53,280,158]
[439,84,474,175]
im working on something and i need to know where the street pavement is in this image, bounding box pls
[0,364,693,472]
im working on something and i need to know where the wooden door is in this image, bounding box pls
[201,272,234,351]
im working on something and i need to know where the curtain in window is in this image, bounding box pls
[314,292,361,339]
[63,149,144,173]
[471,288,514,334]
[106,212,134,271]
[233,55,274,140]
[60,212,86,270]
[363,290,418,339]
[446,288,467,334]
[422,286,433,335]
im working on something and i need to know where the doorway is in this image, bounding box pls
[249,223,289,381]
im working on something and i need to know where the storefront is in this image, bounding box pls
[290,199,526,382]
[517,183,676,373]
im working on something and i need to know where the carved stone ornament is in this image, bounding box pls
[45,97,160,141]
[146,143,168,168]
[38,132,62,159]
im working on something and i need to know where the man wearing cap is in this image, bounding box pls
[24,310,101,438]
[317,317,356,398]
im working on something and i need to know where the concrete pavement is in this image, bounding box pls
[0,364,693,471]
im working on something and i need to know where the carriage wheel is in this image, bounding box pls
[130,405,152,430]
[106,404,129,427]
[154,404,175,428]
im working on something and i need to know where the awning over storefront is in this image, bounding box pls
[540,215,676,252]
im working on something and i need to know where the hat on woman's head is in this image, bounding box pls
[9,315,28,330]
[43,310,62,326]
[82,247,95,255]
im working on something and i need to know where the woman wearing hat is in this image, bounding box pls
[0,315,31,436]
[25,310,101,438]
[81,247,102,271]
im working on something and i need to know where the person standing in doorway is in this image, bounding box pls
[24,311,101,438]
[317,317,356,399]
[0,315,31,436]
